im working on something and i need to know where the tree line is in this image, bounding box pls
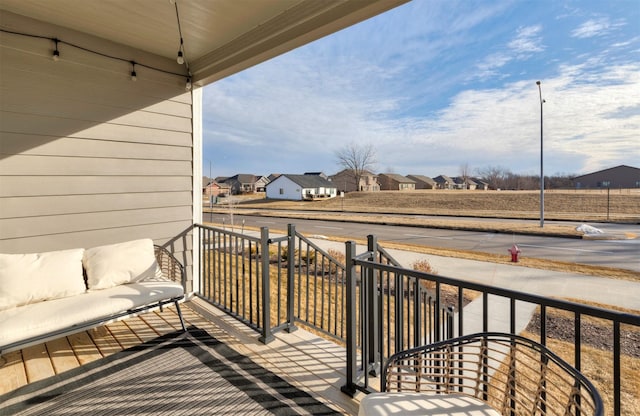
[334,143,577,191]
[474,166,576,190]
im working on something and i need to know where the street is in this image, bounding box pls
[204,213,640,272]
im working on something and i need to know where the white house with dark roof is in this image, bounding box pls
[266,174,337,201]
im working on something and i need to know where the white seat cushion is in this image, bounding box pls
[0,248,86,311]
[359,392,500,416]
[0,279,183,348]
[83,239,161,290]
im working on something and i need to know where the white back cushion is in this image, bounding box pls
[0,248,86,311]
[83,239,160,290]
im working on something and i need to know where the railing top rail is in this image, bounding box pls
[195,223,261,243]
[374,243,402,267]
[353,250,374,261]
[294,232,347,267]
[353,258,640,326]
[268,236,288,244]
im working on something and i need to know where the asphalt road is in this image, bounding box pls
[204,213,640,272]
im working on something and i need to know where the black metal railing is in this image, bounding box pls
[342,239,455,395]
[195,223,348,342]
[195,224,638,415]
[341,253,640,416]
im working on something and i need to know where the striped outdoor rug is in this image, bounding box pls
[0,327,340,415]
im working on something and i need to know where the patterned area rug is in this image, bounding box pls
[1,327,340,415]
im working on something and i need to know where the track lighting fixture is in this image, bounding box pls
[52,38,60,61]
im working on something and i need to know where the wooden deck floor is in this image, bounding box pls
[0,297,366,415]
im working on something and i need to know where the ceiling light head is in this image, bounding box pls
[185,77,192,91]
[52,38,60,61]
[130,61,137,81]
[177,50,184,65]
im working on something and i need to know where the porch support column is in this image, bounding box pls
[341,240,358,397]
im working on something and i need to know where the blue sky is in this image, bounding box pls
[202,0,639,179]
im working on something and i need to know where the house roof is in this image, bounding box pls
[230,174,258,184]
[572,165,640,180]
[0,0,408,88]
[332,169,377,177]
[379,173,415,183]
[406,174,436,185]
[275,174,335,188]
[433,175,454,183]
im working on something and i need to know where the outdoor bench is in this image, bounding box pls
[0,238,186,356]
[360,332,603,416]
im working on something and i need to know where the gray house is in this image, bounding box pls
[0,1,406,291]
[219,174,268,194]
[572,165,640,189]
[406,174,437,190]
[433,175,456,190]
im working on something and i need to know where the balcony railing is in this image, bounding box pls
[194,223,639,416]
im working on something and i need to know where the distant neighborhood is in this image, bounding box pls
[204,165,639,201]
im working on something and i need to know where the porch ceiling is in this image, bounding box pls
[0,0,409,87]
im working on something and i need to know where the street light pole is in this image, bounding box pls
[536,81,545,228]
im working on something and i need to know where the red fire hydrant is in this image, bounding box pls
[508,244,521,262]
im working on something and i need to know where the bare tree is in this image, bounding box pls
[459,163,471,189]
[335,143,377,191]
[476,165,509,190]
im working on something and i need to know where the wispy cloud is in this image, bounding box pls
[473,25,545,81]
[508,25,545,54]
[571,17,624,38]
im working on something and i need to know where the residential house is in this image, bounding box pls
[472,178,490,190]
[266,174,337,201]
[453,177,477,190]
[406,174,437,190]
[219,174,268,195]
[433,175,456,190]
[378,173,416,191]
[255,176,270,192]
[572,165,640,189]
[203,181,230,198]
[330,169,380,192]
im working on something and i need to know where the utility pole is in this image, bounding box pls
[536,81,545,228]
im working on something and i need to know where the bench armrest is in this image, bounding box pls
[154,245,185,287]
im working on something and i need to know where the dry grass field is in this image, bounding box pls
[231,189,640,223]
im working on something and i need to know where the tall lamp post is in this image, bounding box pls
[536,81,545,228]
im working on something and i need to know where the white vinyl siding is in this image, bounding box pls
[266,177,303,200]
[0,12,195,289]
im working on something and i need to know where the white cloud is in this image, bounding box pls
[571,17,625,38]
[472,25,545,81]
[508,25,545,54]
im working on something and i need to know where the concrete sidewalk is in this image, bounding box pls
[237,229,638,334]
[307,237,639,309]
[305,237,639,336]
